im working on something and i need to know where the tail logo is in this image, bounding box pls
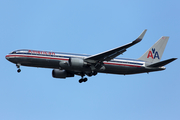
[147,48,160,59]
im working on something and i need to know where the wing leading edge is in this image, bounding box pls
[85,29,147,63]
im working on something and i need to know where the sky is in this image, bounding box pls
[0,0,180,120]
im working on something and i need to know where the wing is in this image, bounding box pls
[85,29,147,64]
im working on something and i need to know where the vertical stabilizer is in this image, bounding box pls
[138,36,169,63]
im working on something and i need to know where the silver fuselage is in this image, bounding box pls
[5,49,165,75]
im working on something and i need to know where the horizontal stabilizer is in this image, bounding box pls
[147,58,177,67]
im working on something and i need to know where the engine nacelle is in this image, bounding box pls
[52,69,74,78]
[59,61,69,69]
[69,58,87,69]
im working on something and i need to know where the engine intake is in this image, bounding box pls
[52,69,74,78]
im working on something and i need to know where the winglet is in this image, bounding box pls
[133,29,147,44]
[138,29,147,40]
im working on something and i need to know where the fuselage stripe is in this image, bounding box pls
[104,62,141,67]
[6,54,143,67]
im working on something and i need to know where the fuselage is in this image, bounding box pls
[5,49,165,75]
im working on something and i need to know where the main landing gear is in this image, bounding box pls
[79,73,88,83]
[16,64,21,73]
[79,77,88,83]
[78,71,97,83]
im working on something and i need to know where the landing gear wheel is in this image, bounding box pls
[79,78,88,83]
[17,69,21,73]
[79,79,83,83]
[79,73,88,83]
[84,78,88,82]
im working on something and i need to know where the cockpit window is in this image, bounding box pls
[10,51,17,54]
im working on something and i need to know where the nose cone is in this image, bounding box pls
[5,55,9,60]
[5,55,13,62]
[5,54,17,64]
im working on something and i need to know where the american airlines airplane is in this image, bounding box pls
[5,30,177,83]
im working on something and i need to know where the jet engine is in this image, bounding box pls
[69,58,87,69]
[52,69,74,78]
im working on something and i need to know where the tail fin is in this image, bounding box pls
[138,36,169,63]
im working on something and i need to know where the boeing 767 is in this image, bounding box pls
[5,30,177,83]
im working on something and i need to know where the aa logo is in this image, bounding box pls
[147,48,160,59]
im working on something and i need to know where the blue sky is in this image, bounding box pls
[0,0,180,120]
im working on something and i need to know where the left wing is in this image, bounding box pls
[85,29,147,64]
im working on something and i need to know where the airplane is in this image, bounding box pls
[5,29,177,83]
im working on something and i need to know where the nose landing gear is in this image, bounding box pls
[16,64,21,73]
